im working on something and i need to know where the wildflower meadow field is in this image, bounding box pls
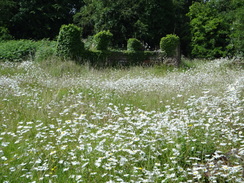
[0,58,243,182]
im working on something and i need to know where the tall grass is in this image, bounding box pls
[0,58,243,182]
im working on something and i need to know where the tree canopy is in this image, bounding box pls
[188,0,244,58]
[74,0,175,48]
[0,0,243,57]
[0,0,84,39]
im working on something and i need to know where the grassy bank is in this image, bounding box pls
[0,58,243,182]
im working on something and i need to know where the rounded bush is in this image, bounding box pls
[56,24,84,59]
[127,38,143,52]
[160,34,180,57]
[94,30,113,51]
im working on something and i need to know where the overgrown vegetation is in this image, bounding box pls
[0,27,12,41]
[93,30,113,51]
[34,40,56,62]
[56,24,84,60]
[0,40,38,61]
[0,58,243,182]
[1,0,243,57]
[187,0,244,58]
[187,2,229,58]
[0,1,243,182]
[127,38,143,52]
[0,40,56,62]
[160,34,180,57]
[0,38,168,67]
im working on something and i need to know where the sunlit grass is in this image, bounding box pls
[0,58,243,182]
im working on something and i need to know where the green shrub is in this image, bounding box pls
[94,30,113,51]
[0,40,38,61]
[56,24,84,59]
[127,38,143,52]
[0,27,12,42]
[160,34,180,57]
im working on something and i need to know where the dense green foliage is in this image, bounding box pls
[0,40,38,61]
[56,24,84,59]
[127,38,143,52]
[74,0,175,48]
[0,40,56,62]
[188,0,244,58]
[0,0,16,27]
[187,2,229,58]
[0,27,12,41]
[0,0,243,58]
[229,0,244,56]
[93,30,113,51]
[160,34,180,57]
[0,0,83,39]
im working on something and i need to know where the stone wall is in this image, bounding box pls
[81,49,181,67]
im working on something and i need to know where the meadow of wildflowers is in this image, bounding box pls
[0,58,243,182]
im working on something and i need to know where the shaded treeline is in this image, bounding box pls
[0,0,243,58]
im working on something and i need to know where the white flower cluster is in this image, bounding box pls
[0,58,243,182]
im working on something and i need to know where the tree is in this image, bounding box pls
[0,0,16,27]
[74,0,175,48]
[0,0,13,23]
[188,0,244,58]
[172,0,192,56]
[170,0,210,56]
[140,0,175,47]
[6,0,84,39]
[73,0,97,38]
[187,2,230,58]
[229,0,244,56]
[74,0,143,47]
[0,0,16,40]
